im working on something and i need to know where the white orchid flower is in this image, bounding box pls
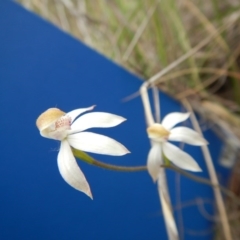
[147,112,207,181]
[36,106,130,199]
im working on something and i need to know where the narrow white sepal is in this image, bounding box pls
[57,140,93,199]
[66,106,95,123]
[67,132,130,156]
[162,142,202,172]
[147,143,162,182]
[161,112,190,130]
[168,127,208,146]
[70,112,126,134]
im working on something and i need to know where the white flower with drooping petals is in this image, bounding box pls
[147,112,207,181]
[36,106,130,199]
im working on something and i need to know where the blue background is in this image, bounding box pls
[0,1,229,239]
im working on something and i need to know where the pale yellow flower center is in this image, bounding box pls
[147,123,170,141]
[36,108,71,140]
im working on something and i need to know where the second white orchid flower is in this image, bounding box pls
[36,106,130,199]
[147,112,207,181]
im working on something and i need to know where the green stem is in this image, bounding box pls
[86,158,147,172]
[72,148,240,205]
[72,148,147,172]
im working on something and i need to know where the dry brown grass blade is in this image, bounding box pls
[182,99,232,240]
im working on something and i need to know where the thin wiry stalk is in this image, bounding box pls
[182,99,232,240]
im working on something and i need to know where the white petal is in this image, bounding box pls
[161,112,190,130]
[169,127,208,146]
[57,140,93,199]
[66,106,95,123]
[67,132,130,156]
[162,142,202,172]
[147,143,162,182]
[70,112,126,134]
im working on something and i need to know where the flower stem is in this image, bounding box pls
[72,148,240,205]
[83,158,147,172]
[72,148,147,171]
